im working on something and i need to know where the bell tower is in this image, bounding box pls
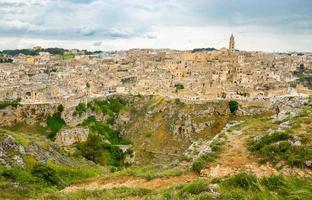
[229,34,235,52]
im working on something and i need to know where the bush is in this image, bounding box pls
[47,112,65,139]
[192,157,207,173]
[0,98,21,109]
[1,169,17,180]
[31,164,61,186]
[81,115,96,126]
[174,83,184,91]
[181,179,210,195]
[73,102,87,116]
[249,132,312,168]
[76,134,107,165]
[229,100,239,114]
[57,104,64,112]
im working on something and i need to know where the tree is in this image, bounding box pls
[229,100,239,114]
[57,104,64,112]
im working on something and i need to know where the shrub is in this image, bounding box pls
[1,169,17,180]
[81,115,96,126]
[0,98,21,109]
[174,83,184,91]
[180,179,210,195]
[57,104,64,112]
[76,134,107,165]
[73,102,87,116]
[249,132,312,168]
[47,112,65,139]
[31,164,61,186]
[229,100,239,114]
[192,157,207,173]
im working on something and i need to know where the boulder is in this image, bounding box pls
[55,127,89,147]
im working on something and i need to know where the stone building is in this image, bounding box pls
[229,34,235,52]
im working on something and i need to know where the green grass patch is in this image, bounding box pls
[116,165,183,180]
[45,187,152,200]
[249,132,312,168]
[0,98,21,109]
[192,135,226,173]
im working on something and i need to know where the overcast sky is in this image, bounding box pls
[0,0,311,52]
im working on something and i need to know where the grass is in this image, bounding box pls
[0,161,108,199]
[140,173,312,200]
[249,131,312,168]
[44,187,152,200]
[192,134,226,173]
[7,122,49,137]
[62,53,75,60]
[113,165,183,180]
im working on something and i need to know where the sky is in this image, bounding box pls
[0,0,311,52]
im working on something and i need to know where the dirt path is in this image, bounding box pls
[62,173,198,193]
[62,121,312,193]
[201,128,312,178]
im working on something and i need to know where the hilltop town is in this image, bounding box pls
[1,35,311,106]
[1,36,312,199]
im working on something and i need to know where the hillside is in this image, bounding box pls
[0,95,311,199]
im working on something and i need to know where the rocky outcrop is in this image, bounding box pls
[55,127,89,147]
[0,104,56,126]
[0,130,71,168]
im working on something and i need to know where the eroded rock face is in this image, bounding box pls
[0,134,26,167]
[0,130,72,168]
[55,127,89,147]
[0,104,56,126]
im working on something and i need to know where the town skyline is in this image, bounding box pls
[0,0,311,52]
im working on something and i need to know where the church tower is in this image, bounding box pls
[229,34,235,52]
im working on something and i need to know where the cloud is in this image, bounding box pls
[0,0,311,51]
[93,41,102,46]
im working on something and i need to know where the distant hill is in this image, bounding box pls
[191,48,217,53]
[0,48,102,56]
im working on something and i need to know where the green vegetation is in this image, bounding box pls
[73,102,87,116]
[249,132,312,168]
[86,98,127,125]
[0,48,101,57]
[293,65,312,89]
[63,53,75,60]
[0,162,107,199]
[47,112,66,139]
[76,98,130,167]
[76,133,126,166]
[31,164,62,187]
[115,165,183,180]
[174,83,184,92]
[192,135,225,173]
[76,123,131,167]
[0,98,21,109]
[0,57,13,63]
[46,187,152,200]
[140,174,312,200]
[229,100,239,114]
[180,179,210,195]
[220,173,312,200]
[57,104,64,112]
